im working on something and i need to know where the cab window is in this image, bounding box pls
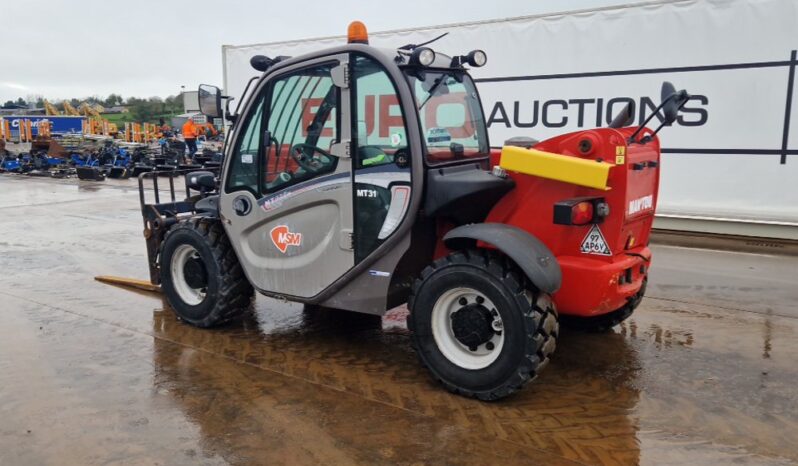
[352,55,412,263]
[263,63,340,193]
[226,64,341,196]
[225,95,265,195]
[353,56,408,168]
[405,70,489,164]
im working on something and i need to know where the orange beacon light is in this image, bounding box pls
[348,21,369,44]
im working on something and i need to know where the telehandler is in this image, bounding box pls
[137,21,689,400]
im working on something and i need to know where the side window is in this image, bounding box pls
[352,55,412,263]
[226,95,265,194]
[353,56,408,168]
[263,64,339,193]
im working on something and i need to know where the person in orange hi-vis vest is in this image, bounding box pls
[182,118,200,161]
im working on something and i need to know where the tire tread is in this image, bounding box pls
[408,249,559,401]
[161,217,253,327]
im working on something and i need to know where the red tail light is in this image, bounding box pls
[571,202,594,225]
[553,197,608,225]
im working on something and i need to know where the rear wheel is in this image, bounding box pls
[408,250,558,400]
[160,218,254,327]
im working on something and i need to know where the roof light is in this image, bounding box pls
[250,55,273,72]
[466,50,487,67]
[348,21,369,44]
[410,47,436,66]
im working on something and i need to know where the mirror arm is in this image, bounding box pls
[223,95,236,122]
[639,121,668,144]
[639,98,689,144]
[628,97,673,144]
[640,94,690,144]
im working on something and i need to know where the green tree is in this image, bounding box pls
[127,97,161,122]
[104,94,123,107]
[26,94,44,108]
[164,95,183,115]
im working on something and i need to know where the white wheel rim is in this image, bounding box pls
[431,287,505,370]
[170,244,206,306]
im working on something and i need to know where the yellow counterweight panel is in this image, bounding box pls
[499,145,614,190]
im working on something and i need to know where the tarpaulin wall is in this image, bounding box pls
[223,0,798,238]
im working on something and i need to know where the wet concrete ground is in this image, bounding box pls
[1,175,797,466]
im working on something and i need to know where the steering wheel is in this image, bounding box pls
[290,143,334,173]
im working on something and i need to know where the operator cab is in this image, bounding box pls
[197,21,496,309]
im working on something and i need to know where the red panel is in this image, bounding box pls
[474,127,662,316]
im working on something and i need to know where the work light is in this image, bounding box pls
[410,47,436,66]
[467,50,487,67]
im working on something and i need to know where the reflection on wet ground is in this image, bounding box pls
[1,176,797,465]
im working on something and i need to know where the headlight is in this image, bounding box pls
[411,47,436,66]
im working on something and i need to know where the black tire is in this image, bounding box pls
[560,278,647,332]
[160,217,254,327]
[407,249,558,401]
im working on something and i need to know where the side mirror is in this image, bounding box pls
[660,81,679,124]
[608,102,635,128]
[198,84,222,119]
[186,170,216,192]
[660,81,690,125]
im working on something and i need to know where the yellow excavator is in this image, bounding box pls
[79,102,118,135]
[44,100,61,116]
[79,103,107,118]
[79,102,100,118]
[62,101,81,116]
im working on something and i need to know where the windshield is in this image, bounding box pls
[405,70,489,164]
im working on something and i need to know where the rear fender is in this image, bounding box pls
[443,223,561,294]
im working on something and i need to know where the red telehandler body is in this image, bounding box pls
[133,21,690,399]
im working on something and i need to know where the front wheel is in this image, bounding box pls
[160,218,254,327]
[408,250,558,401]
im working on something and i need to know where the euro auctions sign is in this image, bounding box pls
[223,0,798,235]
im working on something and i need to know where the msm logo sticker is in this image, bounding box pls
[270,225,302,254]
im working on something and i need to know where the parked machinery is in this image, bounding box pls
[136,22,691,400]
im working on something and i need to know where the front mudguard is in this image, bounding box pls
[194,194,220,216]
[443,223,562,294]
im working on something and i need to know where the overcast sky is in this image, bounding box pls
[1,0,635,103]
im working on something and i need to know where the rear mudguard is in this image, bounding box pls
[443,223,562,294]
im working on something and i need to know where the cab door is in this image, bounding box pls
[219,55,354,298]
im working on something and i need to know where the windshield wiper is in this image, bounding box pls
[418,72,451,110]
